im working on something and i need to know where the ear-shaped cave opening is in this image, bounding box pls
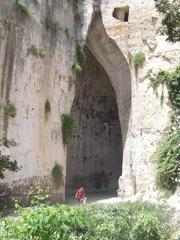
[66,46,123,192]
[66,12,131,199]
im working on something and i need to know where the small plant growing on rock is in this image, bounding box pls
[34,0,42,4]
[61,114,76,145]
[51,163,63,185]
[4,101,16,118]
[44,99,51,120]
[0,151,18,179]
[72,43,86,72]
[45,17,58,31]
[15,0,32,17]
[27,45,45,58]
[132,51,145,67]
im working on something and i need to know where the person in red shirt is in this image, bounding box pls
[75,187,86,203]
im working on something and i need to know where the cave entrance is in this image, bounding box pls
[66,46,123,193]
[66,12,131,200]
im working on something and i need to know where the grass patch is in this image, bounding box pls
[132,51,145,67]
[61,114,76,145]
[4,102,16,118]
[15,0,32,17]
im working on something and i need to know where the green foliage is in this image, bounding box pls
[152,67,180,192]
[61,114,76,145]
[0,204,87,240]
[155,0,180,42]
[0,202,172,240]
[45,17,58,31]
[27,45,45,58]
[0,151,18,179]
[28,185,50,206]
[132,51,145,67]
[4,101,16,118]
[15,0,32,17]
[155,130,180,192]
[51,163,63,185]
[72,43,86,72]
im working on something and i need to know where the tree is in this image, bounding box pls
[155,0,180,42]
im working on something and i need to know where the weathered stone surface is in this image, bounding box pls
[0,0,180,202]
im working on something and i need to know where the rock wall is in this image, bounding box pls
[0,0,76,204]
[0,0,180,204]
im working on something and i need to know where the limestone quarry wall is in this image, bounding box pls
[0,0,76,203]
[0,0,180,204]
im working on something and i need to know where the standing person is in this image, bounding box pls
[75,187,86,203]
[117,177,125,198]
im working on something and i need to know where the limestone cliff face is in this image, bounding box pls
[0,0,180,203]
[0,0,76,203]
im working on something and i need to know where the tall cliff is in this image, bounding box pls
[0,0,179,205]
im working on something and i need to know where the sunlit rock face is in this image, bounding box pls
[0,0,180,204]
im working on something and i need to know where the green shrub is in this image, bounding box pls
[72,43,86,72]
[65,28,70,39]
[28,185,50,206]
[0,201,172,240]
[152,67,180,192]
[61,114,76,145]
[132,51,145,67]
[82,202,172,240]
[45,17,58,31]
[155,130,180,192]
[51,163,63,185]
[0,205,87,240]
[15,0,32,17]
[0,151,18,179]
[4,102,16,118]
[27,45,45,58]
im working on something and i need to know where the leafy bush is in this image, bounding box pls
[155,130,180,192]
[4,101,16,118]
[72,43,86,72]
[155,0,180,42]
[152,67,180,192]
[82,202,172,240]
[0,201,172,240]
[45,17,58,31]
[0,151,18,179]
[15,0,32,17]
[27,45,45,58]
[0,204,87,240]
[132,51,145,67]
[61,114,76,145]
[51,163,63,185]
[28,185,50,206]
